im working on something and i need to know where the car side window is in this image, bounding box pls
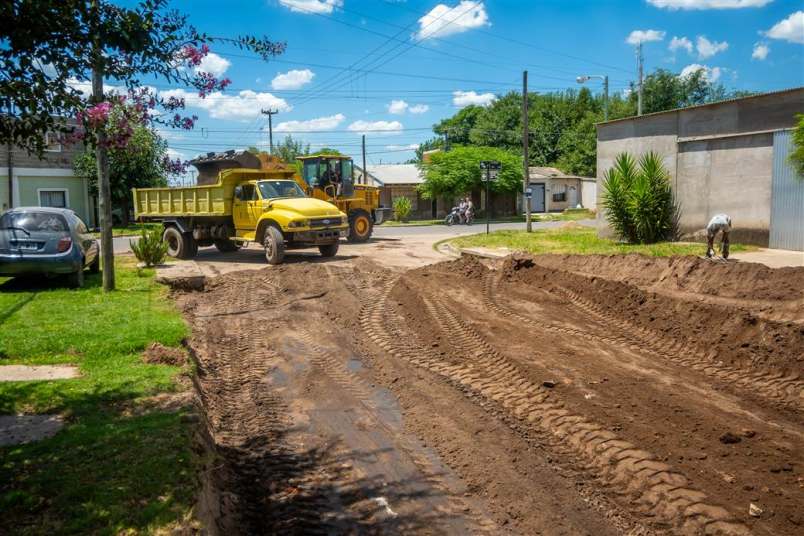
[241,184,256,201]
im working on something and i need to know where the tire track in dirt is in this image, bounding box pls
[294,329,498,533]
[483,271,804,412]
[362,277,751,536]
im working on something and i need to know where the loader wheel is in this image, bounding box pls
[214,239,241,253]
[318,242,339,258]
[348,209,373,243]
[263,226,285,265]
[163,226,196,259]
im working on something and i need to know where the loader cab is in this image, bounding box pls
[299,155,354,199]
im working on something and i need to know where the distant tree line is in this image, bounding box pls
[416,67,753,194]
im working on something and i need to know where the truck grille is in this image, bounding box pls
[309,217,342,228]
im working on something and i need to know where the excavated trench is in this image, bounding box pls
[175,254,803,535]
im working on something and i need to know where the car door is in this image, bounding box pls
[73,215,98,266]
[232,183,257,231]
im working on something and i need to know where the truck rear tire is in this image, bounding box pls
[348,209,373,243]
[318,242,339,258]
[263,226,285,265]
[163,226,196,260]
[214,239,241,253]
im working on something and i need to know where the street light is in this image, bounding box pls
[576,74,609,121]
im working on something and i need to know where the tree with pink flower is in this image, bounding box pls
[0,0,285,290]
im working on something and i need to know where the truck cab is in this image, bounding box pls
[297,155,389,243]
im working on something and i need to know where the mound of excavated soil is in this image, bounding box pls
[142,342,187,366]
[533,253,804,302]
[502,255,804,376]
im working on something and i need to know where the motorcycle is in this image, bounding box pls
[445,206,462,226]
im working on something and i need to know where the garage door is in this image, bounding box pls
[769,130,804,251]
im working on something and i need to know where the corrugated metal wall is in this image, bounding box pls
[769,130,804,251]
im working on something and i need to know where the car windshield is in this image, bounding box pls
[0,212,68,233]
[258,180,306,200]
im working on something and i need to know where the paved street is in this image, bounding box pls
[112,219,593,254]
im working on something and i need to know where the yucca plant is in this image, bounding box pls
[130,225,169,267]
[603,152,677,244]
[393,196,412,222]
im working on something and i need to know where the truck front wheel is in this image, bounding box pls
[348,209,373,243]
[318,242,339,258]
[263,226,286,265]
[163,226,196,260]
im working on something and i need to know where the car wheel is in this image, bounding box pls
[318,242,339,258]
[348,209,373,243]
[67,267,85,289]
[89,253,100,273]
[263,226,286,265]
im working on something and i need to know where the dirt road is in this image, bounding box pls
[176,253,803,535]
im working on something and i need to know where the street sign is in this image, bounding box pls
[479,160,501,181]
[525,187,533,198]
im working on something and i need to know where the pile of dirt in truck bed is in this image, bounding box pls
[502,255,804,376]
[532,253,804,302]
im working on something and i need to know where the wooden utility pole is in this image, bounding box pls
[361,134,367,185]
[261,109,278,154]
[92,1,114,291]
[523,70,532,232]
[637,42,644,116]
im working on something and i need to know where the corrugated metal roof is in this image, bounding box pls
[596,86,804,128]
[364,164,424,186]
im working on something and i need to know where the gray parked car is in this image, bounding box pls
[0,207,99,288]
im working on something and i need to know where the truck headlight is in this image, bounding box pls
[288,219,308,228]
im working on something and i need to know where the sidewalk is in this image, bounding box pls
[730,248,804,269]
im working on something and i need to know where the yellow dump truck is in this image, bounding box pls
[132,151,348,264]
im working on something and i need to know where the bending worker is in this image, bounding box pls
[706,213,732,259]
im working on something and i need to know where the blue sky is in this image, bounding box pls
[151,0,804,167]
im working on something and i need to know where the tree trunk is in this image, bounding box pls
[92,48,114,291]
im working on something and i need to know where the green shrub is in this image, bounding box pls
[130,226,168,267]
[392,196,412,222]
[603,152,677,244]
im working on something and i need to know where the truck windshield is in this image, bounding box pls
[258,180,306,200]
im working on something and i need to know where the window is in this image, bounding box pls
[237,184,257,201]
[1,211,68,232]
[39,189,68,208]
[44,132,62,152]
[258,180,305,200]
[552,192,566,202]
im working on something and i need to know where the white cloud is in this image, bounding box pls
[278,0,342,14]
[194,52,230,77]
[387,99,409,114]
[626,29,666,45]
[161,88,291,121]
[387,100,430,114]
[416,1,490,40]
[347,120,404,134]
[275,113,345,132]
[765,11,804,44]
[680,63,722,82]
[67,78,126,98]
[452,90,496,107]
[696,36,729,59]
[385,143,420,151]
[271,69,315,90]
[669,36,694,54]
[647,0,771,9]
[752,42,770,60]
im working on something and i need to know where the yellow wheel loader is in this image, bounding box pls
[296,155,390,242]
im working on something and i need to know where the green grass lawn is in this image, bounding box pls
[0,260,196,535]
[449,226,755,257]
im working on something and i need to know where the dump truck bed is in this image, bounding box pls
[133,168,293,219]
